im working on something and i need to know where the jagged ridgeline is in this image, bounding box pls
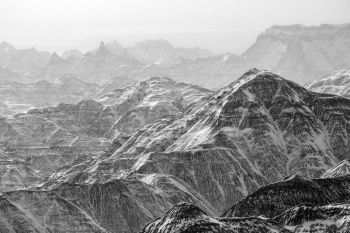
[1,69,350,232]
[2,24,350,89]
[141,174,350,233]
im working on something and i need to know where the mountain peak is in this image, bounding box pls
[229,68,289,90]
[96,41,111,55]
[105,40,125,55]
[236,67,265,80]
[162,202,206,219]
[50,52,63,62]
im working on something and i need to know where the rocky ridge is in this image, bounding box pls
[141,202,287,233]
[305,67,350,97]
[0,42,51,76]
[141,197,350,233]
[142,161,350,233]
[2,69,350,232]
[14,69,350,232]
[241,24,350,84]
[224,174,350,218]
[126,23,350,88]
[322,159,350,178]
[3,24,350,89]
[0,76,137,116]
[0,76,210,193]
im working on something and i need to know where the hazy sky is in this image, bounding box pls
[1,0,350,54]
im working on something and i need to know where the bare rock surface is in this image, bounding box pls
[2,69,350,232]
[141,201,350,233]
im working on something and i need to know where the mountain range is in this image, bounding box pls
[0,76,137,116]
[0,68,350,232]
[1,22,350,233]
[2,23,350,89]
[142,174,350,233]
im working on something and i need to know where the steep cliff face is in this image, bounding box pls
[242,24,350,84]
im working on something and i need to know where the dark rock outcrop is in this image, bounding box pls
[140,202,286,233]
[224,175,350,218]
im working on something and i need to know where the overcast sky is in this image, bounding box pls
[1,0,350,54]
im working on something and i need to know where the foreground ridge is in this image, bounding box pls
[224,175,350,218]
[140,202,287,233]
[140,201,350,233]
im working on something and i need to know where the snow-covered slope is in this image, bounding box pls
[305,67,350,97]
[2,69,350,232]
[141,200,350,233]
[27,69,350,232]
[0,77,210,192]
[322,159,350,178]
[140,202,285,233]
[274,203,350,233]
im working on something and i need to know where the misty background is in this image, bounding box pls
[2,0,350,54]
